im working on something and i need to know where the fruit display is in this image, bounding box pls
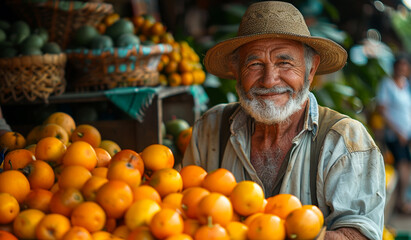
[0,111,326,240]
[129,14,207,87]
[0,20,62,58]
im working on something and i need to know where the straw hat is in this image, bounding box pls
[204,1,348,80]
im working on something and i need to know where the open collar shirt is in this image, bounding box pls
[182,93,385,240]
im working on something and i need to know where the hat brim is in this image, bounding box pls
[204,33,348,80]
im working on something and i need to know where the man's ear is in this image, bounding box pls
[308,54,321,84]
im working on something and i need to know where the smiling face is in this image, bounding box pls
[230,38,320,124]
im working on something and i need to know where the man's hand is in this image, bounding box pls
[325,227,368,240]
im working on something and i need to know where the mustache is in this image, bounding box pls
[248,86,295,95]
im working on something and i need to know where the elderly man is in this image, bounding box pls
[182,1,385,239]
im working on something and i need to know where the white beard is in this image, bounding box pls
[236,80,310,124]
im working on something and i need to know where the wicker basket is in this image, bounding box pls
[4,1,113,49]
[66,44,173,91]
[0,53,67,103]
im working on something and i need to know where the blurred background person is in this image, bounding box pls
[377,56,411,214]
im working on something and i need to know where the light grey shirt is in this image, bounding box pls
[182,93,385,240]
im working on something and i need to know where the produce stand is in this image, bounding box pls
[1,85,207,152]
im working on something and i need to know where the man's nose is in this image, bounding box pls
[260,65,281,88]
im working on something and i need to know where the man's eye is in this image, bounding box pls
[278,61,292,66]
[249,62,263,68]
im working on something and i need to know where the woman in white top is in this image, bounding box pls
[377,56,411,214]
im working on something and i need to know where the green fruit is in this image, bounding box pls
[8,20,30,45]
[42,42,61,54]
[0,20,10,31]
[73,25,99,47]
[20,34,44,49]
[165,118,190,140]
[0,47,17,58]
[0,29,6,42]
[105,19,135,41]
[33,27,49,45]
[90,35,113,49]
[20,45,42,56]
[116,33,140,47]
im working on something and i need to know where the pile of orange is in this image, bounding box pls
[130,14,206,87]
[0,112,324,240]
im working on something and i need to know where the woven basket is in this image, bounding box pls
[0,53,67,103]
[4,1,113,49]
[66,44,173,91]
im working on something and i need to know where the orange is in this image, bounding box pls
[247,213,286,240]
[180,165,207,190]
[230,180,265,217]
[94,147,112,167]
[131,185,161,204]
[165,233,193,240]
[160,32,175,44]
[162,192,185,218]
[111,149,144,172]
[285,207,323,240]
[61,226,92,240]
[192,69,206,85]
[3,149,35,171]
[264,193,302,219]
[126,226,155,240]
[124,199,161,230]
[107,160,142,188]
[141,144,174,172]
[21,160,55,190]
[150,22,166,36]
[62,141,98,171]
[226,221,248,240]
[201,168,237,196]
[71,124,101,148]
[49,187,84,217]
[35,213,71,240]
[302,204,324,226]
[148,168,183,198]
[58,165,92,190]
[183,218,200,237]
[194,223,229,240]
[178,59,194,73]
[181,72,194,86]
[95,180,133,219]
[35,137,67,166]
[44,112,76,138]
[0,170,30,203]
[0,131,26,152]
[169,51,182,62]
[91,167,108,178]
[92,230,122,240]
[81,176,108,201]
[177,127,192,155]
[168,72,182,86]
[38,123,70,145]
[13,209,45,240]
[197,192,233,227]
[99,140,121,157]
[181,187,210,219]
[111,225,129,239]
[243,212,264,226]
[110,149,144,176]
[26,125,42,145]
[149,208,184,239]
[0,230,18,240]
[23,188,53,213]
[71,201,106,233]
[0,193,20,224]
